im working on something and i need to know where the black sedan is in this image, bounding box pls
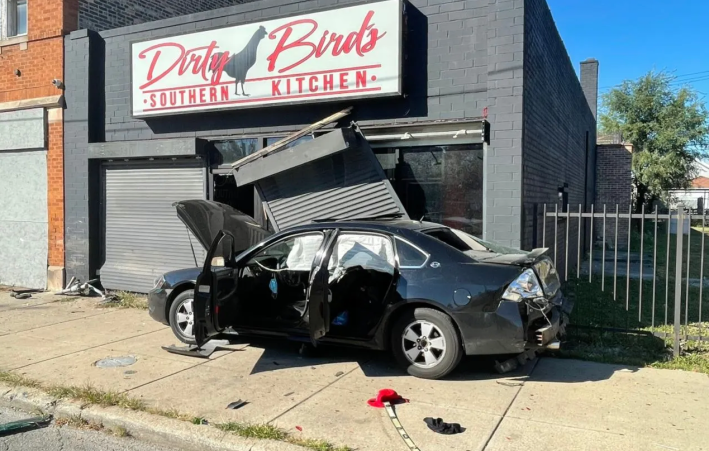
[149,200,572,380]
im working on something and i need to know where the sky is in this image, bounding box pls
[546,0,709,175]
[547,0,709,101]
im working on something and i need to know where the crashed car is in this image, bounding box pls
[148,200,572,380]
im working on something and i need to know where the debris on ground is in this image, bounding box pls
[367,389,406,408]
[94,356,137,368]
[494,349,538,374]
[10,291,32,299]
[0,415,52,435]
[295,426,303,431]
[423,417,465,435]
[226,400,247,410]
[496,380,524,387]
[55,276,106,300]
[335,371,344,377]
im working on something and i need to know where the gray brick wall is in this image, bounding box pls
[64,31,94,281]
[580,58,599,120]
[78,0,249,31]
[521,0,597,273]
[483,0,524,248]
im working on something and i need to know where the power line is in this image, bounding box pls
[598,70,709,90]
[599,75,709,92]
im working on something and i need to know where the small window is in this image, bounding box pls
[6,0,28,37]
[395,238,428,268]
[424,229,472,252]
[265,135,313,149]
[212,139,258,165]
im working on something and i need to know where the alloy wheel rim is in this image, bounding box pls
[175,298,195,338]
[401,320,447,368]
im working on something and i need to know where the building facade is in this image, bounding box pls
[0,0,70,289]
[0,0,243,289]
[62,0,599,292]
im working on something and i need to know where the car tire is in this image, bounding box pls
[391,307,462,380]
[169,289,197,345]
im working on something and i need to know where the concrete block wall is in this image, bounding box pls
[521,0,596,278]
[78,0,248,31]
[64,30,95,281]
[484,0,525,248]
[66,0,531,281]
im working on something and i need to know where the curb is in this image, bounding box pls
[0,383,304,451]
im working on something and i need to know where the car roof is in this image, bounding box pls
[286,218,445,234]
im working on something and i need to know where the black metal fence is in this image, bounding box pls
[535,204,709,357]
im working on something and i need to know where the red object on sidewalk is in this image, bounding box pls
[367,389,407,408]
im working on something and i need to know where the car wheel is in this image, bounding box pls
[169,290,196,345]
[391,307,462,380]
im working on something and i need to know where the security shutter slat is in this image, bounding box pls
[100,165,206,293]
[259,147,404,230]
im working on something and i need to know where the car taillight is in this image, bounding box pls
[502,269,544,302]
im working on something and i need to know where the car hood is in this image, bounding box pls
[174,200,272,252]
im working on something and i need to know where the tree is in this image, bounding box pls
[599,71,709,211]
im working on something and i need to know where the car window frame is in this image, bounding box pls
[394,237,430,269]
[239,230,327,272]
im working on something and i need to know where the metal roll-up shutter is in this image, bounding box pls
[258,147,405,230]
[100,163,207,293]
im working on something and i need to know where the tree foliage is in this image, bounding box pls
[599,71,709,210]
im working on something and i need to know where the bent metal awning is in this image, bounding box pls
[231,110,409,231]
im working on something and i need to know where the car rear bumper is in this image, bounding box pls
[460,291,573,356]
[148,288,170,325]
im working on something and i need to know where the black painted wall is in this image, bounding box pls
[521,0,597,260]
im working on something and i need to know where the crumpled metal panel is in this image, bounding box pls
[236,127,408,231]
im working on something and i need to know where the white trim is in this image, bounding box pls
[1,0,27,40]
[394,237,430,269]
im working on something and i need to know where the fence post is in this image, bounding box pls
[673,209,684,358]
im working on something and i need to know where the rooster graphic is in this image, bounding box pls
[211,25,268,96]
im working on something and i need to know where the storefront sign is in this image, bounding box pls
[131,0,402,117]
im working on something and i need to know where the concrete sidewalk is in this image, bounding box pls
[1,291,707,451]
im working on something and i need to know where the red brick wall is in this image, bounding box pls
[0,0,79,275]
[48,112,64,267]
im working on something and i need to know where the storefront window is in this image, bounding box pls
[213,139,258,165]
[374,145,484,236]
[265,136,313,149]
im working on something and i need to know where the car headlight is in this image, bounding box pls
[502,268,544,302]
[153,275,165,289]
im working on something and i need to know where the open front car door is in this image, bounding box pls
[193,230,239,348]
[306,231,339,345]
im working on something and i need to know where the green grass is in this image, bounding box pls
[215,423,352,451]
[215,422,288,441]
[560,220,709,372]
[99,291,148,310]
[0,370,352,450]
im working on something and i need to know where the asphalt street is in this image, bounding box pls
[0,405,178,451]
